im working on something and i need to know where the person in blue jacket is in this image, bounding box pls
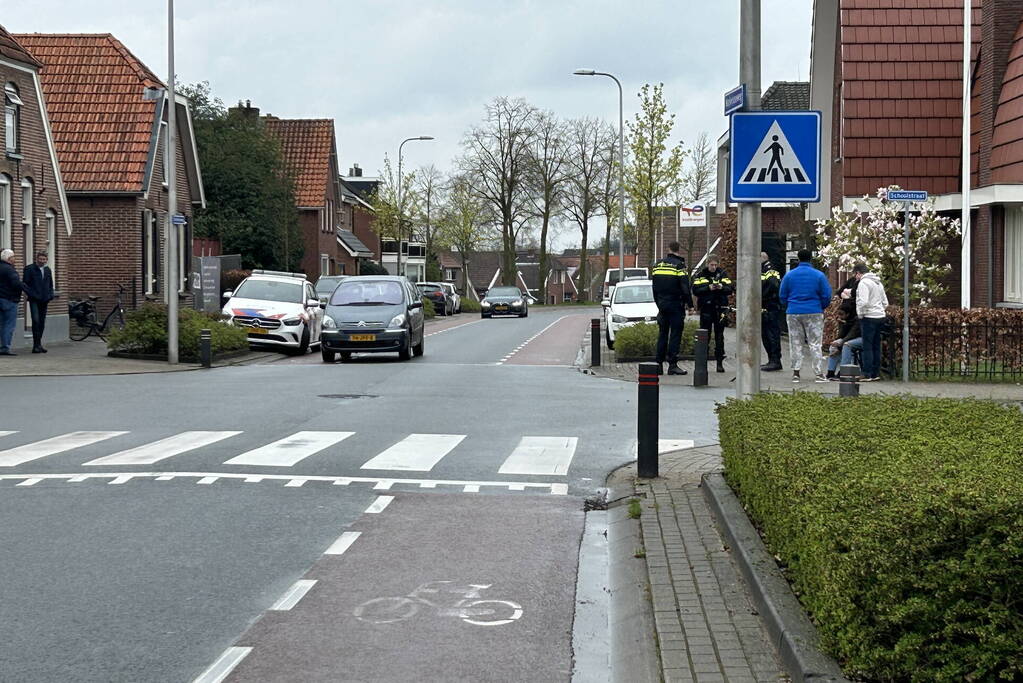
[778,249,832,383]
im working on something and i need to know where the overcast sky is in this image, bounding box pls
[7,0,813,179]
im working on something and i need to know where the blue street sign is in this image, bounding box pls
[724,85,746,116]
[171,213,187,225]
[729,111,821,203]
[886,190,928,202]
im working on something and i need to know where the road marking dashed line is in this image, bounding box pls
[193,646,252,683]
[495,315,574,365]
[365,495,394,513]
[324,531,361,556]
[269,580,318,611]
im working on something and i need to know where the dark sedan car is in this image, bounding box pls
[320,276,425,362]
[416,282,451,316]
[481,286,529,318]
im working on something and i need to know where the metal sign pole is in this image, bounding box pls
[902,201,911,383]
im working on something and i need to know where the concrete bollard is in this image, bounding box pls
[591,318,601,368]
[693,328,709,387]
[199,328,212,369]
[637,362,660,478]
[839,363,860,397]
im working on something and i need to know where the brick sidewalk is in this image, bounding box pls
[634,446,787,683]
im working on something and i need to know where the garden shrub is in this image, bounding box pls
[422,297,436,319]
[718,393,1023,682]
[460,297,481,313]
[107,303,249,361]
[614,320,697,360]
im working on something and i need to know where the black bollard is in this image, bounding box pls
[637,362,659,478]
[199,328,212,369]
[693,328,709,387]
[839,363,860,397]
[591,318,601,368]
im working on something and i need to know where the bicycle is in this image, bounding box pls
[353,581,523,627]
[69,283,127,341]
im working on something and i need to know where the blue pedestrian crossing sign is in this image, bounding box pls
[729,111,821,203]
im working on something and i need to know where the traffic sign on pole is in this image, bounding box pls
[729,111,821,202]
[724,85,746,116]
[886,190,928,202]
[171,213,187,225]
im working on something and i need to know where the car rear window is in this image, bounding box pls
[418,285,442,293]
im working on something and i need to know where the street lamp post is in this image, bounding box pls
[166,0,179,364]
[396,136,434,279]
[574,69,625,287]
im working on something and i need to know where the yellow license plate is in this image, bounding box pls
[495,305,508,311]
[350,334,376,342]
[248,327,268,334]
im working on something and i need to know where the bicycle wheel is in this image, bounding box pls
[353,597,418,624]
[69,313,95,341]
[459,599,523,626]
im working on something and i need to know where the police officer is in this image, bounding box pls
[760,251,783,371]
[651,241,690,375]
[691,255,733,373]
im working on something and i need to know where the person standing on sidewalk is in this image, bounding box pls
[23,250,55,353]
[651,241,690,376]
[691,255,733,373]
[0,249,28,356]
[759,252,783,371]
[778,248,832,383]
[854,262,889,382]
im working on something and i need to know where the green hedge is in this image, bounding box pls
[422,297,436,319]
[614,320,698,360]
[718,393,1023,682]
[107,303,249,361]
[460,297,481,313]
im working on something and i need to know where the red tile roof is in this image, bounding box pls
[0,24,42,68]
[840,0,981,197]
[13,33,163,193]
[263,118,335,208]
[991,19,1023,184]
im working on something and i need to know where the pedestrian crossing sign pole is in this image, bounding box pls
[729,111,821,203]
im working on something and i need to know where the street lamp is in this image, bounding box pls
[574,69,625,288]
[166,0,179,364]
[396,136,434,279]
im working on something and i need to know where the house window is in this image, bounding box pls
[0,174,9,249]
[5,83,21,153]
[444,268,457,281]
[382,240,398,253]
[161,120,169,187]
[142,210,158,295]
[338,262,345,275]
[46,209,56,289]
[1005,207,1023,304]
[320,254,329,276]
[21,178,33,262]
[563,292,573,302]
[177,218,190,293]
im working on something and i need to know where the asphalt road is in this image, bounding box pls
[0,306,725,682]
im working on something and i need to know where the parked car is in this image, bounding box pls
[602,267,649,300]
[222,270,323,354]
[320,276,426,362]
[602,279,658,349]
[416,282,451,315]
[481,286,529,318]
[439,282,461,313]
[315,275,348,304]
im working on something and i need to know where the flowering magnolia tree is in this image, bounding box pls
[815,186,961,306]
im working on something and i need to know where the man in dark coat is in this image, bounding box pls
[0,249,27,356]
[23,250,55,353]
[651,241,691,376]
[691,255,733,373]
[759,252,783,371]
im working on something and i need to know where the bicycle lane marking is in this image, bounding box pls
[219,491,582,682]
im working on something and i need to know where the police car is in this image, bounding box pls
[222,270,324,354]
[601,279,658,349]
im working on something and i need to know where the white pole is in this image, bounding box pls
[961,0,972,309]
[902,201,911,383]
[166,0,178,364]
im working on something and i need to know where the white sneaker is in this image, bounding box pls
[815,374,828,383]
[792,371,800,383]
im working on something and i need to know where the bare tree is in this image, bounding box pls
[564,117,614,302]
[436,173,496,296]
[525,110,570,304]
[368,156,417,267]
[672,131,716,267]
[414,164,445,279]
[459,97,538,285]
[599,132,620,283]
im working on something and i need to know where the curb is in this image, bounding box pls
[701,472,850,682]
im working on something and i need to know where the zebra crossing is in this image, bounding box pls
[0,429,592,477]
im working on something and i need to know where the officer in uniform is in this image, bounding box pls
[760,251,783,371]
[651,241,690,375]
[691,254,733,373]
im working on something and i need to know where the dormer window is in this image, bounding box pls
[5,83,22,154]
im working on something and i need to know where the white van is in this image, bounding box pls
[602,267,648,300]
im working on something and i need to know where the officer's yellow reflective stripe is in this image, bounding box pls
[720,278,733,285]
[761,270,780,280]
[691,278,710,286]
[652,267,684,276]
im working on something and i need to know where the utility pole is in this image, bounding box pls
[960,0,972,309]
[166,0,179,364]
[736,0,762,398]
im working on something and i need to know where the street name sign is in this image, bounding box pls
[724,85,746,116]
[678,203,707,228]
[171,213,187,225]
[887,190,928,202]
[729,111,821,202]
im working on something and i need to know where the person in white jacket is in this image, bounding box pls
[854,262,888,381]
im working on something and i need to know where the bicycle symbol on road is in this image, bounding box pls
[354,581,523,626]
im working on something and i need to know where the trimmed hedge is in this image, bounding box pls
[422,297,436,319]
[718,393,1023,682]
[107,303,249,361]
[614,320,698,360]
[459,297,481,313]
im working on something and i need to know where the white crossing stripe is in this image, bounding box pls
[324,531,360,556]
[16,478,41,487]
[84,431,242,466]
[192,646,252,683]
[360,433,466,472]
[364,495,394,514]
[498,436,578,476]
[223,431,354,467]
[270,579,317,611]
[0,431,127,467]
[0,431,16,438]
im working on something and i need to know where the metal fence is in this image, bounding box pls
[882,322,1023,381]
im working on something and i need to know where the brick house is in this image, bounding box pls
[15,33,205,315]
[810,0,1023,308]
[340,171,381,269]
[262,116,345,279]
[0,27,72,348]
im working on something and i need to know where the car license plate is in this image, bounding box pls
[495,305,508,311]
[248,327,268,335]
[350,334,376,342]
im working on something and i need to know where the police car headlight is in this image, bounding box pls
[282,317,301,326]
[322,316,336,329]
[612,314,628,323]
[388,313,406,329]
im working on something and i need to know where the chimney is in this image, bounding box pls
[348,163,363,177]
[228,100,260,119]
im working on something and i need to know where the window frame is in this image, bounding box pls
[21,177,33,262]
[45,209,56,290]
[0,174,9,249]
[1005,207,1023,304]
[161,120,170,188]
[4,83,20,154]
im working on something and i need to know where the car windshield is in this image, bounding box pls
[315,277,345,295]
[331,280,405,306]
[233,279,303,303]
[614,284,655,304]
[488,287,521,298]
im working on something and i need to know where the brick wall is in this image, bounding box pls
[353,206,380,261]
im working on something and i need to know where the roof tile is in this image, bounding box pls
[263,118,336,208]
